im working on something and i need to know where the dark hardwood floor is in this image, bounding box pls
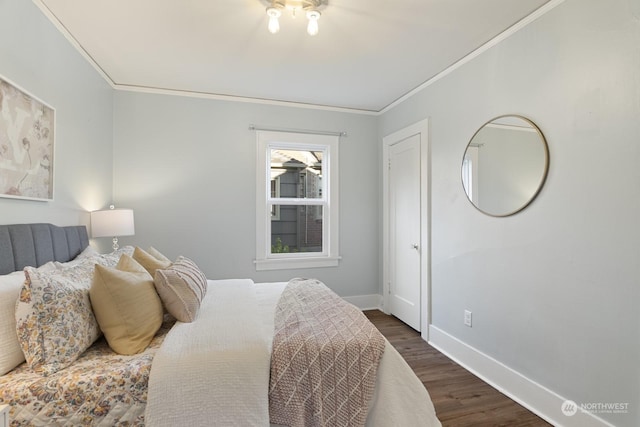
[365,310,552,427]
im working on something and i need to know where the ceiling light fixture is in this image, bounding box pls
[266,5,283,34]
[306,9,320,36]
[263,0,327,36]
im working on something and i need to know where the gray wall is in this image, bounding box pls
[380,0,639,425]
[4,0,638,424]
[0,0,113,233]
[112,91,379,297]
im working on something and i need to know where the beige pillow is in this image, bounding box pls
[90,254,163,355]
[147,246,171,263]
[133,247,171,277]
[154,257,207,323]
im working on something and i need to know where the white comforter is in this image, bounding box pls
[146,279,441,427]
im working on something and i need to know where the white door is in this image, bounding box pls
[388,134,421,331]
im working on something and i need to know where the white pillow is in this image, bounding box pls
[0,271,27,375]
[52,245,101,268]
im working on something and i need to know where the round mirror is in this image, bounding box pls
[462,115,549,217]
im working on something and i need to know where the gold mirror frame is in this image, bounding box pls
[461,115,549,217]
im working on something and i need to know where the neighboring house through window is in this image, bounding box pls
[255,130,340,270]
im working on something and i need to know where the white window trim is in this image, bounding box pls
[462,145,479,204]
[255,130,340,271]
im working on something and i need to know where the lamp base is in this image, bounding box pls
[112,237,120,251]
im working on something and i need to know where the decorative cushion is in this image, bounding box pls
[147,246,171,263]
[96,245,136,268]
[154,257,207,323]
[90,255,163,355]
[16,261,101,376]
[54,245,134,270]
[0,271,27,375]
[133,247,171,277]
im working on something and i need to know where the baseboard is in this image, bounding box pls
[342,294,382,311]
[428,325,615,427]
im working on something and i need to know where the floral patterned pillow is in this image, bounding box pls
[98,246,135,267]
[55,245,134,269]
[15,261,101,376]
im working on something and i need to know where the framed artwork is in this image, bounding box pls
[0,75,55,201]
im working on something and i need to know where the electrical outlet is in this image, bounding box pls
[464,310,472,327]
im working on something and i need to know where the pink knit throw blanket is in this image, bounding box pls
[269,278,386,427]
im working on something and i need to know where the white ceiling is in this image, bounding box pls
[36,0,550,113]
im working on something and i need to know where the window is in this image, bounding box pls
[462,145,479,204]
[255,131,340,270]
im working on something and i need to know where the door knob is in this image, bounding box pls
[412,243,419,250]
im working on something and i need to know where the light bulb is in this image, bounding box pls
[266,6,282,34]
[306,10,320,36]
[268,15,280,33]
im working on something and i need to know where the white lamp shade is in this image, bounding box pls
[91,209,135,238]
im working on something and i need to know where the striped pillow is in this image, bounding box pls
[154,257,207,323]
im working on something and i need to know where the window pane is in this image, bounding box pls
[271,205,323,254]
[270,149,323,199]
[270,177,281,220]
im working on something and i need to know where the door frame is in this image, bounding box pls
[382,118,430,340]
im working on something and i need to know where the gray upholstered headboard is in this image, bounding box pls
[0,223,89,275]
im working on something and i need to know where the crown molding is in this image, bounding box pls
[378,0,566,115]
[34,0,565,116]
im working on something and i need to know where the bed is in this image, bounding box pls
[0,223,441,426]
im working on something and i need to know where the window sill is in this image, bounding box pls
[254,256,341,271]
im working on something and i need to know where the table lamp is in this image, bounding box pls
[91,205,135,251]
